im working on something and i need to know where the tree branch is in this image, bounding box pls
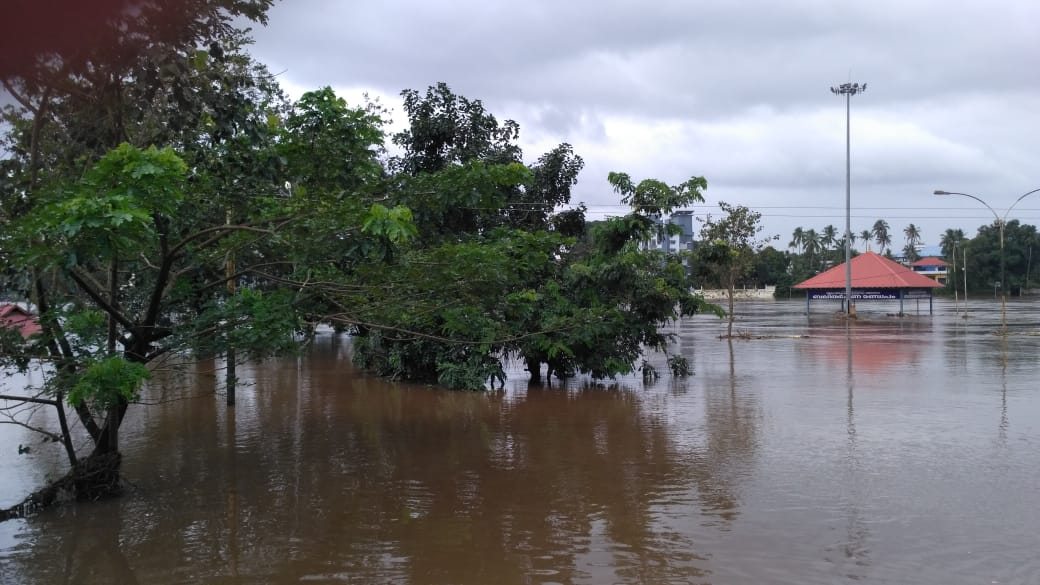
[168,216,295,259]
[0,416,63,443]
[0,79,37,113]
[0,394,58,406]
[68,269,136,332]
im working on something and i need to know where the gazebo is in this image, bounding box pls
[794,252,944,314]
[0,304,42,338]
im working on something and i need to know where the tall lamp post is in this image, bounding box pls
[934,187,1040,335]
[831,82,867,315]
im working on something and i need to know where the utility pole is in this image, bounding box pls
[952,242,960,318]
[963,247,968,318]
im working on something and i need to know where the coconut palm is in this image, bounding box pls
[821,224,838,253]
[859,229,873,252]
[872,219,891,254]
[803,228,822,267]
[790,227,805,253]
[903,224,922,262]
[939,228,966,259]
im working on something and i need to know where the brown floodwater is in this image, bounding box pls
[2,298,1040,584]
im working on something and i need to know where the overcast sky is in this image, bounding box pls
[248,0,1040,250]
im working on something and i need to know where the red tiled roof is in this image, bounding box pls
[0,304,42,338]
[794,252,943,289]
[911,256,948,267]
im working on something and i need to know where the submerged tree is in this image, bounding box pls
[0,0,287,515]
[0,2,423,516]
[697,202,774,339]
[345,88,715,388]
[963,220,1039,294]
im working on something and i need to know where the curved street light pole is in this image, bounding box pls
[831,82,867,315]
[934,187,1040,335]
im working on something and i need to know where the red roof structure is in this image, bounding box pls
[910,256,948,268]
[0,304,42,338]
[794,252,943,290]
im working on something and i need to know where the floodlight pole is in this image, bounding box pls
[831,82,867,315]
[934,187,1040,335]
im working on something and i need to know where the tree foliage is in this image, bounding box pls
[964,220,1040,294]
[1,6,737,516]
[347,88,714,388]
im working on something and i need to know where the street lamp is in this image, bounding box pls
[831,82,867,315]
[934,187,1040,334]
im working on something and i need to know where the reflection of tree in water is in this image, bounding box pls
[326,383,716,584]
[5,501,140,585]
[2,337,760,584]
[693,340,761,526]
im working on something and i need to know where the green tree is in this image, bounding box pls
[751,246,791,289]
[940,228,966,259]
[387,83,585,243]
[0,3,425,513]
[698,202,774,339]
[347,168,717,388]
[802,228,822,268]
[964,220,1040,294]
[1,1,280,499]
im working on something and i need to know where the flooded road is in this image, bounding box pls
[2,298,1040,584]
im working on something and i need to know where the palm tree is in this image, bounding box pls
[803,228,822,268]
[939,228,966,259]
[939,228,966,292]
[859,229,873,252]
[904,224,922,262]
[821,224,838,252]
[836,234,853,265]
[789,227,805,253]
[872,219,891,254]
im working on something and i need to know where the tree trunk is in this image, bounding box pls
[91,398,128,456]
[227,348,237,406]
[526,356,542,385]
[54,392,78,466]
[0,451,123,522]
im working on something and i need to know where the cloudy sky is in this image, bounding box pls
[248,0,1040,250]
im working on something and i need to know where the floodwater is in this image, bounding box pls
[2,298,1040,584]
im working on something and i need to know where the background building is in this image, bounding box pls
[641,210,697,253]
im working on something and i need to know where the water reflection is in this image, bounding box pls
[831,324,870,580]
[5,299,1040,584]
[2,334,757,584]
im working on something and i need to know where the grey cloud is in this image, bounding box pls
[246,0,1040,241]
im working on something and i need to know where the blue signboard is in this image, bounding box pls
[807,289,932,300]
